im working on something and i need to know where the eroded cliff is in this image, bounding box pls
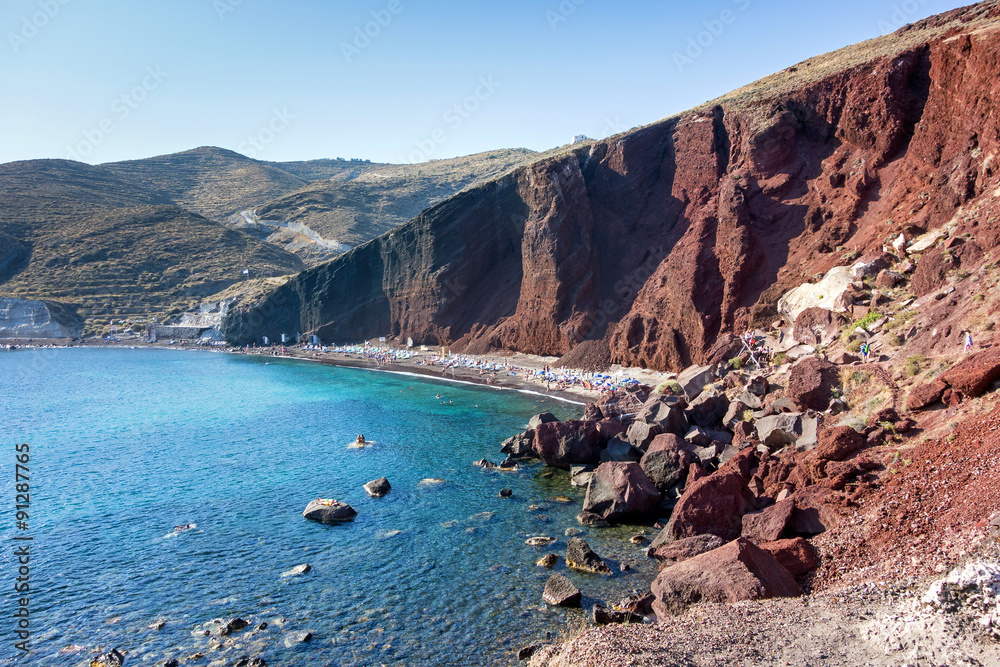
[223,2,1000,371]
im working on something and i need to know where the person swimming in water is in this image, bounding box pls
[355,434,366,445]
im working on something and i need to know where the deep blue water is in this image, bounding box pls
[0,348,657,666]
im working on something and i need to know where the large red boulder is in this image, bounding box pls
[939,349,1000,398]
[582,461,660,521]
[594,388,648,420]
[812,426,867,461]
[635,395,689,435]
[647,533,727,565]
[753,448,800,499]
[788,486,847,535]
[664,468,755,542]
[594,418,627,442]
[786,357,839,411]
[759,537,820,577]
[906,379,947,411]
[532,420,600,468]
[741,498,794,543]
[651,537,801,616]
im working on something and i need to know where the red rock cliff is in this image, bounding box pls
[224,2,1000,370]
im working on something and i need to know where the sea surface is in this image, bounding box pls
[0,348,658,666]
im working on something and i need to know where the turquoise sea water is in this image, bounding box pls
[1,349,657,666]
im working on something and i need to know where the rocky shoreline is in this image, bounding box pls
[8,334,1000,666]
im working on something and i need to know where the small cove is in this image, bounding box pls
[0,348,658,666]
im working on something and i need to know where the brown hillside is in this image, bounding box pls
[245,148,555,259]
[102,146,308,221]
[0,160,304,333]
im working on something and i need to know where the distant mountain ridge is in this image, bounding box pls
[102,145,548,265]
[0,145,558,332]
[0,158,305,333]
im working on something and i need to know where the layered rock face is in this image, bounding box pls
[224,4,1000,371]
[0,298,82,338]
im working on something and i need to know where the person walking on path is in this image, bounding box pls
[964,330,974,353]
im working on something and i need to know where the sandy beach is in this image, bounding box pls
[0,336,673,407]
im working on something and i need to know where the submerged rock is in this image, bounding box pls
[281,563,311,578]
[231,657,267,667]
[302,499,357,523]
[218,617,249,636]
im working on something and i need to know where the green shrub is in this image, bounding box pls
[849,370,871,386]
[655,380,684,395]
[854,310,882,331]
[846,339,862,353]
[904,354,927,377]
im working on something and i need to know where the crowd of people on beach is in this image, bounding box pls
[235,340,643,394]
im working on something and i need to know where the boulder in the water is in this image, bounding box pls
[537,553,559,568]
[542,573,582,607]
[302,499,357,523]
[566,537,612,575]
[89,649,125,667]
[363,477,391,497]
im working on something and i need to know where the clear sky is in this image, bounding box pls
[0,0,967,166]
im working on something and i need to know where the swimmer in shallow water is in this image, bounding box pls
[355,434,366,445]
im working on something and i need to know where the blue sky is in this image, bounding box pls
[0,0,966,165]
